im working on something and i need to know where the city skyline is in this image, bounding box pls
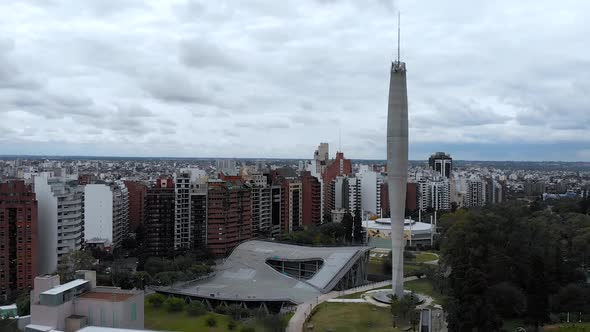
[1,1,589,161]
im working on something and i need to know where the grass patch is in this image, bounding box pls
[307,302,401,332]
[404,278,447,306]
[556,323,590,331]
[412,252,438,263]
[145,300,247,332]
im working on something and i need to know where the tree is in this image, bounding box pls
[147,293,166,308]
[164,297,185,312]
[260,314,288,332]
[186,301,207,317]
[132,271,151,290]
[551,283,590,315]
[353,210,363,244]
[16,293,30,316]
[525,255,550,330]
[341,212,354,243]
[57,250,95,282]
[486,282,526,318]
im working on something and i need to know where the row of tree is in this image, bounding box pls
[437,199,590,331]
[280,212,364,245]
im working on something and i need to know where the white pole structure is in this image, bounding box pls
[387,12,408,299]
[430,215,434,246]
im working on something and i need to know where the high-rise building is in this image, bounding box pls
[144,178,175,257]
[84,181,129,248]
[207,180,252,257]
[282,180,302,233]
[34,173,85,274]
[301,171,322,227]
[428,152,452,178]
[270,185,282,237]
[251,185,272,237]
[124,180,147,232]
[405,182,417,212]
[216,159,238,176]
[322,152,352,217]
[358,170,384,216]
[174,169,208,251]
[417,178,450,211]
[0,180,38,300]
[484,177,503,205]
[313,143,329,175]
[465,177,485,207]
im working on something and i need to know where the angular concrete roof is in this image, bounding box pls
[158,240,371,304]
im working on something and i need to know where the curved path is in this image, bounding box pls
[286,277,418,332]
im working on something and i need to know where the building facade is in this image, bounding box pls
[34,173,84,275]
[322,152,352,219]
[144,178,175,257]
[301,171,321,227]
[84,182,129,248]
[465,178,485,207]
[0,180,38,300]
[428,152,452,178]
[207,180,252,257]
[123,181,147,232]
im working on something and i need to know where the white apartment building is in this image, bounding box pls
[34,172,85,275]
[84,181,129,248]
[358,170,383,216]
[174,169,207,251]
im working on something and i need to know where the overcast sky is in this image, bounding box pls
[1,0,589,161]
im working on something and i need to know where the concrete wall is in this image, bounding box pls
[74,294,144,330]
[33,173,58,275]
[84,184,113,243]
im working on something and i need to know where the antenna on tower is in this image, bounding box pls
[397,11,401,63]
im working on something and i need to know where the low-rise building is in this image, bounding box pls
[27,271,144,332]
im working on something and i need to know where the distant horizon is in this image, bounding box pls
[1,153,589,164]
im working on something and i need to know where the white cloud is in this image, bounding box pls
[0,0,589,160]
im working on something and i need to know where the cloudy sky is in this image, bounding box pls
[1,0,589,161]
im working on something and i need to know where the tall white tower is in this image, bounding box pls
[387,14,409,299]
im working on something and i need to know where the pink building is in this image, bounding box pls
[27,271,145,332]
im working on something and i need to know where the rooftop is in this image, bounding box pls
[157,240,370,304]
[40,279,88,295]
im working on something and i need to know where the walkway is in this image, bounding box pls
[286,277,418,332]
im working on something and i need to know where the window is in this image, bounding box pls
[130,303,137,321]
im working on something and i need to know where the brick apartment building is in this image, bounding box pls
[144,178,175,257]
[301,171,321,227]
[0,180,38,300]
[207,180,252,257]
[123,181,147,232]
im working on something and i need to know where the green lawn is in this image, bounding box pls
[555,323,590,331]
[404,278,447,305]
[145,304,243,332]
[503,321,590,332]
[306,302,402,332]
[412,252,438,263]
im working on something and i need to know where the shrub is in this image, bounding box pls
[147,293,166,308]
[241,327,255,332]
[227,320,237,330]
[227,304,248,320]
[186,301,207,317]
[214,305,229,315]
[206,316,217,327]
[164,297,185,312]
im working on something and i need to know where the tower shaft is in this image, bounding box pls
[387,61,408,298]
